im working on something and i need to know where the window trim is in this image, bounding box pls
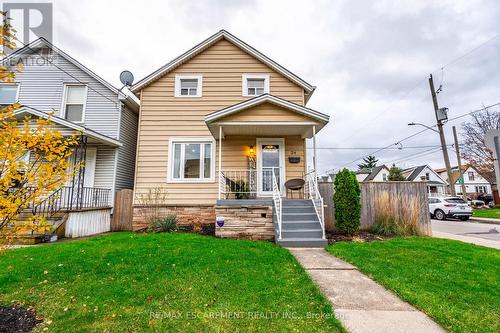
[242,74,270,97]
[0,83,20,104]
[167,137,215,183]
[60,83,88,123]
[174,74,203,97]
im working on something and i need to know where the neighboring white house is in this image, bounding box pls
[355,165,390,182]
[403,165,447,196]
[435,165,492,195]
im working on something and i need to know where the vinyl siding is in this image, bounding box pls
[135,38,308,205]
[93,146,116,206]
[218,102,312,122]
[15,51,121,138]
[115,105,138,190]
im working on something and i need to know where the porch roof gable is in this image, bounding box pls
[205,94,330,124]
[14,106,122,147]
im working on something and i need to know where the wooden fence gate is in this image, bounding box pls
[112,189,133,231]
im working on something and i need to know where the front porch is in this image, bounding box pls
[204,95,329,247]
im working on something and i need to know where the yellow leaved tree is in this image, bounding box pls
[0,12,78,240]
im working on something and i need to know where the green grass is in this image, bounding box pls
[0,232,344,333]
[328,237,500,333]
[473,208,500,219]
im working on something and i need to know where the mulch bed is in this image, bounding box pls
[0,306,43,333]
[327,231,389,244]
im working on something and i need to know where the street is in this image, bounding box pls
[431,219,500,249]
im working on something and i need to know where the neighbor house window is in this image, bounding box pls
[475,186,487,193]
[382,174,387,181]
[169,138,214,181]
[62,85,87,122]
[425,172,430,180]
[242,74,269,96]
[175,75,202,97]
[0,84,19,105]
[468,171,475,181]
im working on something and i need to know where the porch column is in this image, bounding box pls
[313,125,317,180]
[218,125,222,200]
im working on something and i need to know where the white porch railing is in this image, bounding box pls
[272,171,283,240]
[305,171,326,239]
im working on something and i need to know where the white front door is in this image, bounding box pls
[257,138,285,196]
[84,147,97,187]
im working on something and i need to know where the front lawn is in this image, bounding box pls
[0,233,344,332]
[473,208,500,219]
[328,237,500,333]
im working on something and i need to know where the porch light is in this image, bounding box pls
[248,145,255,157]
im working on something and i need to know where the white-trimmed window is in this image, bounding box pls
[175,75,202,97]
[0,84,20,105]
[168,137,214,182]
[242,74,269,96]
[62,84,87,122]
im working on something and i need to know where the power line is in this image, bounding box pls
[337,31,500,145]
[382,147,443,165]
[307,144,442,150]
[327,100,500,174]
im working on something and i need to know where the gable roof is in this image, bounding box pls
[14,106,122,147]
[435,164,490,184]
[204,94,329,124]
[2,38,139,111]
[364,165,390,181]
[405,165,447,183]
[131,30,316,101]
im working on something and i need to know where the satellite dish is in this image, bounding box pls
[119,70,134,87]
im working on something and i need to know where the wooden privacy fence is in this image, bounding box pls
[112,189,134,231]
[318,181,431,235]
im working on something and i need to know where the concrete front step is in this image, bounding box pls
[282,213,319,222]
[283,206,316,214]
[282,229,323,239]
[283,200,313,207]
[282,221,322,230]
[277,237,328,248]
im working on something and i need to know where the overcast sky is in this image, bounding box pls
[19,0,500,174]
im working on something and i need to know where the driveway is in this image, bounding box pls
[431,219,500,249]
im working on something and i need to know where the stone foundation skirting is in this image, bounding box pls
[215,204,274,241]
[132,205,215,231]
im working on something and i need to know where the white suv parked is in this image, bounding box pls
[429,196,472,221]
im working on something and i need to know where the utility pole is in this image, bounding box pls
[429,74,456,196]
[452,126,467,200]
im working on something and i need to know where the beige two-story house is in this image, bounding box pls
[131,30,330,247]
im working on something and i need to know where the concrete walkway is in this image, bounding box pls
[289,248,445,333]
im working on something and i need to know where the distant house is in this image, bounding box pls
[403,165,447,195]
[435,164,492,195]
[355,165,390,182]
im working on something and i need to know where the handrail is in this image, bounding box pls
[272,171,282,240]
[305,171,325,239]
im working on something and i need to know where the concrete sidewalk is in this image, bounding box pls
[432,230,500,249]
[469,216,500,225]
[289,248,445,333]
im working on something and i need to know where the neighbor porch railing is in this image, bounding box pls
[31,186,112,217]
[305,171,326,239]
[272,171,283,240]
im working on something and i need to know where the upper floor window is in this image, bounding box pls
[382,173,387,181]
[242,74,269,97]
[62,85,87,122]
[0,84,19,105]
[175,75,202,97]
[468,171,475,181]
[425,172,430,180]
